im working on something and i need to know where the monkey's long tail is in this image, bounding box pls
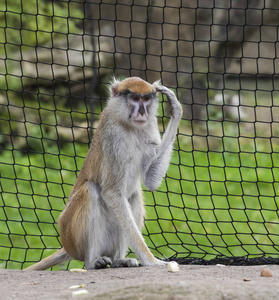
[24,248,71,271]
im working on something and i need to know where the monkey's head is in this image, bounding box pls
[110,77,159,127]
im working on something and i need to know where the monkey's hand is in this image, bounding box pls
[155,85,183,120]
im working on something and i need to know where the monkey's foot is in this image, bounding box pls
[111,258,139,268]
[86,256,112,269]
[141,258,167,266]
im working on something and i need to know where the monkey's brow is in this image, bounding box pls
[120,90,156,98]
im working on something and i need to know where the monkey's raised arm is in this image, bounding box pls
[143,85,182,191]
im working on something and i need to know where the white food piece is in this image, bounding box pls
[69,284,86,289]
[216,264,226,267]
[69,268,87,273]
[167,261,179,273]
[72,289,89,296]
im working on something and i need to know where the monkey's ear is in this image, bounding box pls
[110,77,120,97]
[152,80,161,92]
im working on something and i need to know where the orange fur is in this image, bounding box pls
[118,77,156,95]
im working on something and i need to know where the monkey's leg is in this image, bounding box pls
[60,181,113,270]
[110,191,143,268]
[101,187,165,267]
[84,181,133,270]
[84,181,110,269]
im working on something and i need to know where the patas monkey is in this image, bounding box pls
[25,77,182,270]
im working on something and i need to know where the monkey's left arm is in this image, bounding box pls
[143,85,182,191]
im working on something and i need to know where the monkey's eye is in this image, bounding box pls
[143,96,150,102]
[131,95,140,102]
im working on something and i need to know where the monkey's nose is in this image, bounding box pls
[139,105,145,116]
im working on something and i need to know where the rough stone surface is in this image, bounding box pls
[1,265,279,299]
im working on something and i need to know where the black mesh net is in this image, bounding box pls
[1,0,279,269]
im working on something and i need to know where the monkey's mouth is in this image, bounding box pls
[132,119,147,125]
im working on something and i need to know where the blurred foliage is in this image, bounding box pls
[0,0,83,55]
[0,0,89,151]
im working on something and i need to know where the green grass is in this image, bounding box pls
[1,129,279,269]
[144,142,279,260]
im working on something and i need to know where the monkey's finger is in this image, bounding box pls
[94,256,112,269]
[156,85,174,95]
[156,86,182,117]
[156,86,178,104]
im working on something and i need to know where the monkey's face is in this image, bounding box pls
[110,77,159,127]
[127,92,156,125]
